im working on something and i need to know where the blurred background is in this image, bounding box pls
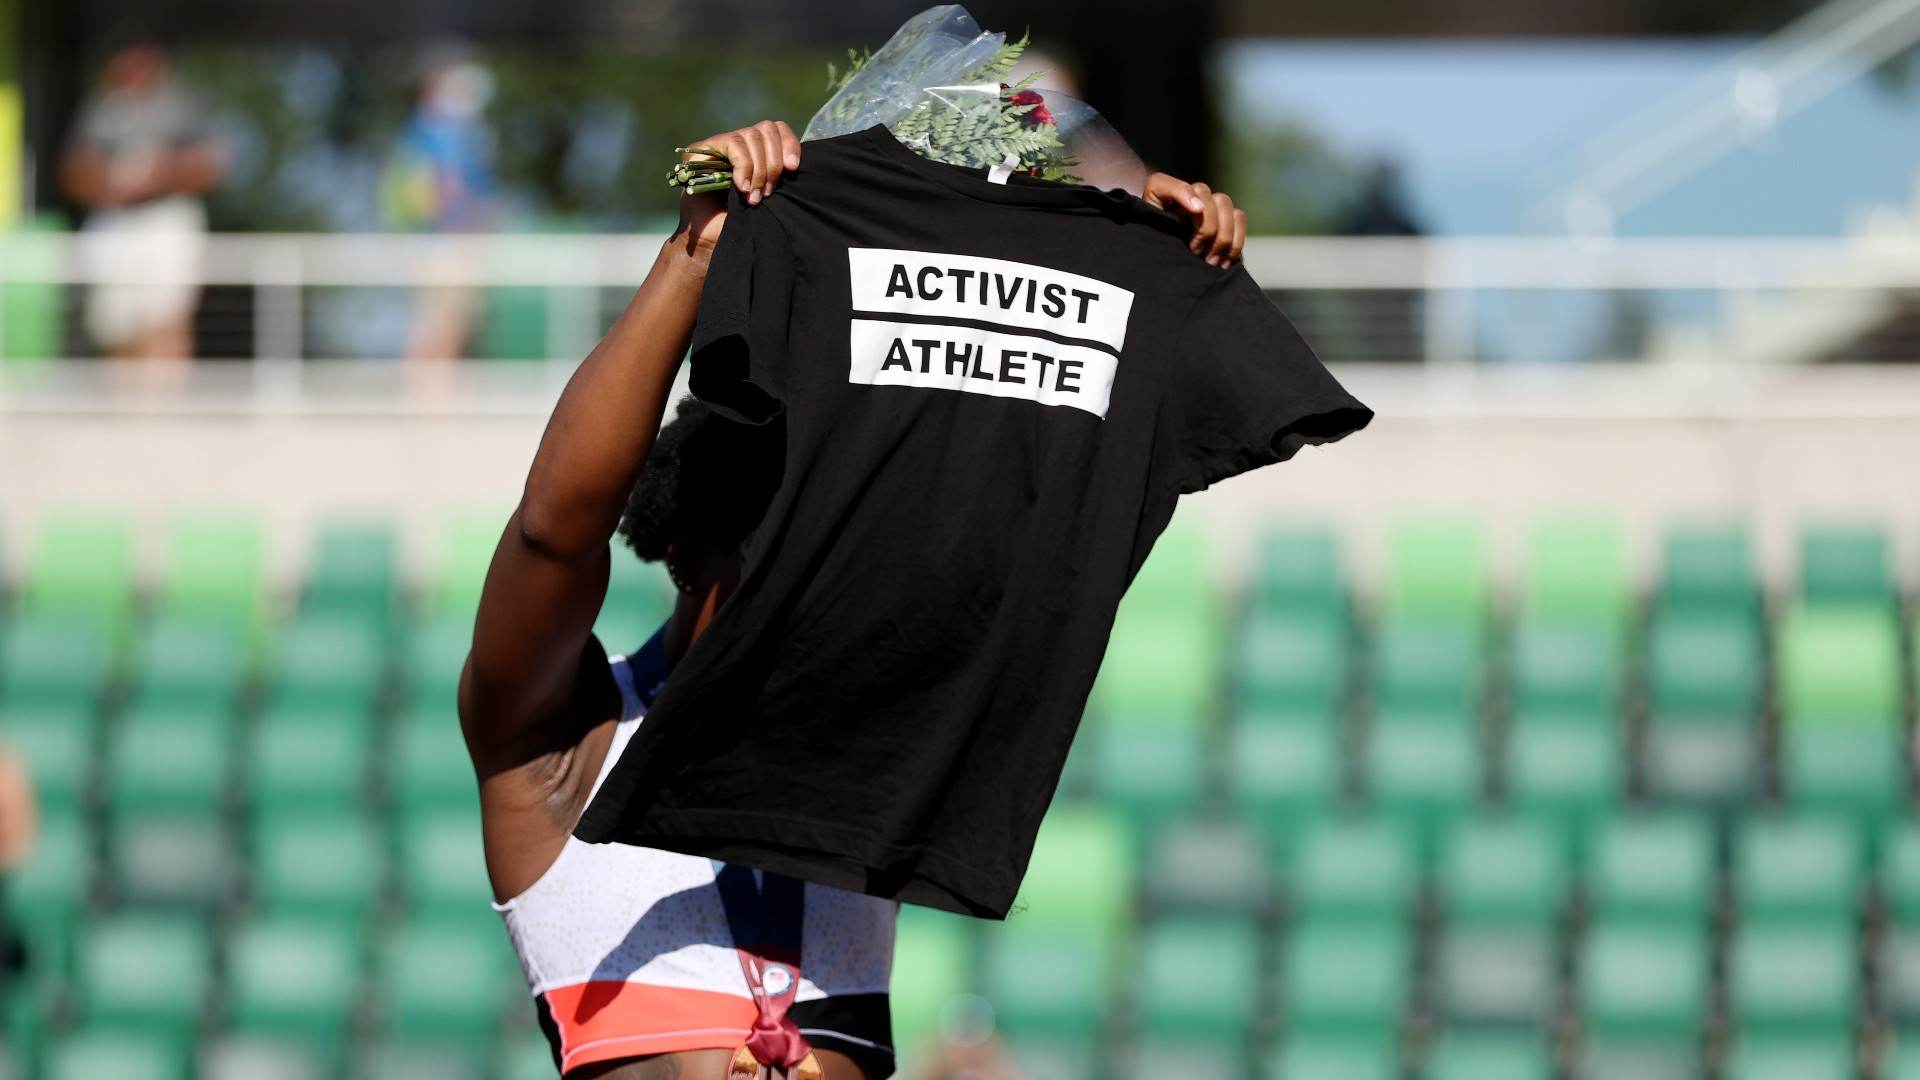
[2,0,1919,1077]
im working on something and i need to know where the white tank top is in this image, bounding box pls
[493,650,897,1012]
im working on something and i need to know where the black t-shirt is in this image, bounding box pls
[575,125,1372,918]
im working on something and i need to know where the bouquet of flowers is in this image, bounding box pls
[669,5,1145,195]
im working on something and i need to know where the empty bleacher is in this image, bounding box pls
[1,511,1915,1078]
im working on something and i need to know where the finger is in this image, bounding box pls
[1209,193,1236,264]
[752,121,783,197]
[1187,182,1219,256]
[1147,174,1207,216]
[1228,208,1247,265]
[723,134,757,198]
[739,131,769,203]
[774,120,802,171]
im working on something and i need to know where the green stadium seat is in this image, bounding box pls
[593,599,664,661]
[1433,921,1556,1026]
[1122,1039,1245,1080]
[225,916,362,1040]
[1237,609,1347,714]
[1889,826,1920,1023]
[393,721,477,814]
[889,906,973,1056]
[106,705,229,815]
[1093,620,1220,721]
[1012,807,1135,934]
[1778,606,1900,723]
[21,515,134,632]
[1280,917,1411,1036]
[130,616,249,707]
[0,616,110,707]
[1887,824,1920,923]
[1439,816,1567,926]
[1589,814,1715,923]
[1252,526,1345,618]
[434,514,506,618]
[1135,916,1260,1038]
[981,920,1108,1039]
[1366,716,1480,840]
[1371,616,1483,712]
[200,1035,333,1080]
[108,813,233,910]
[1089,724,1205,825]
[1646,721,1758,807]
[1285,815,1419,920]
[1125,522,1219,625]
[981,810,1133,1041]
[1734,815,1864,923]
[1784,727,1903,822]
[1659,525,1757,616]
[257,695,376,744]
[45,1030,185,1080]
[1433,816,1566,1024]
[359,1039,485,1080]
[1265,1037,1394,1080]
[75,913,211,1033]
[1228,719,1339,828]
[1385,519,1486,622]
[1523,518,1628,627]
[598,551,675,652]
[1426,1032,1551,1080]
[270,615,386,709]
[246,715,371,811]
[1723,1036,1855,1080]
[160,515,266,629]
[1646,610,1762,719]
[8,808,89,977]
[2,1006,42,1080]
[1579,1039,1697,1080]
[1728,921,1858,1036]
[2,700,94,812]
[1508,616,1622,717]
[1,215,68,364]
[404,614,474,705]
[1893,1044,1920,1080]
[1506,721,1619,840]
[1579,919,1709,1041]
[498,1035,561,1080]
[250,810,385,923]
[300,521,397,622]
[397,808,492,919]
[1142,816,1269,913]
[1005,1035,1101,1080]
[1799,526,1891,608]
[1883,925,1920,1024]
[376,919,516,1038]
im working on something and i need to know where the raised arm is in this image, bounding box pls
[458,121,801,778]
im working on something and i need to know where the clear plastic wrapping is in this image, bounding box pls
[802,5,1149,196]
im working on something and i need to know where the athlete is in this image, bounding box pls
[460,120,1249,1079]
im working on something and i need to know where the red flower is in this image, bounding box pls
[1009,89,1055,129]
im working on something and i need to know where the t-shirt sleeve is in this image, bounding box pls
[1161,267,1373,495]
[687,190,795,426]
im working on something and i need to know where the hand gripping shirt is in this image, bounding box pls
[576,125,1372,918]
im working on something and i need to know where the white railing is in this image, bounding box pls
[3,231,1920,370]
[1533,0,1920,232]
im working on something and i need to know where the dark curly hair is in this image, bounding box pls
[617,396,781,563]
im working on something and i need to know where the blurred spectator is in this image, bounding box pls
[60,42,226,361]
[0,747,36,988]
[382,49,499,360]
[1339,158,1424,236]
